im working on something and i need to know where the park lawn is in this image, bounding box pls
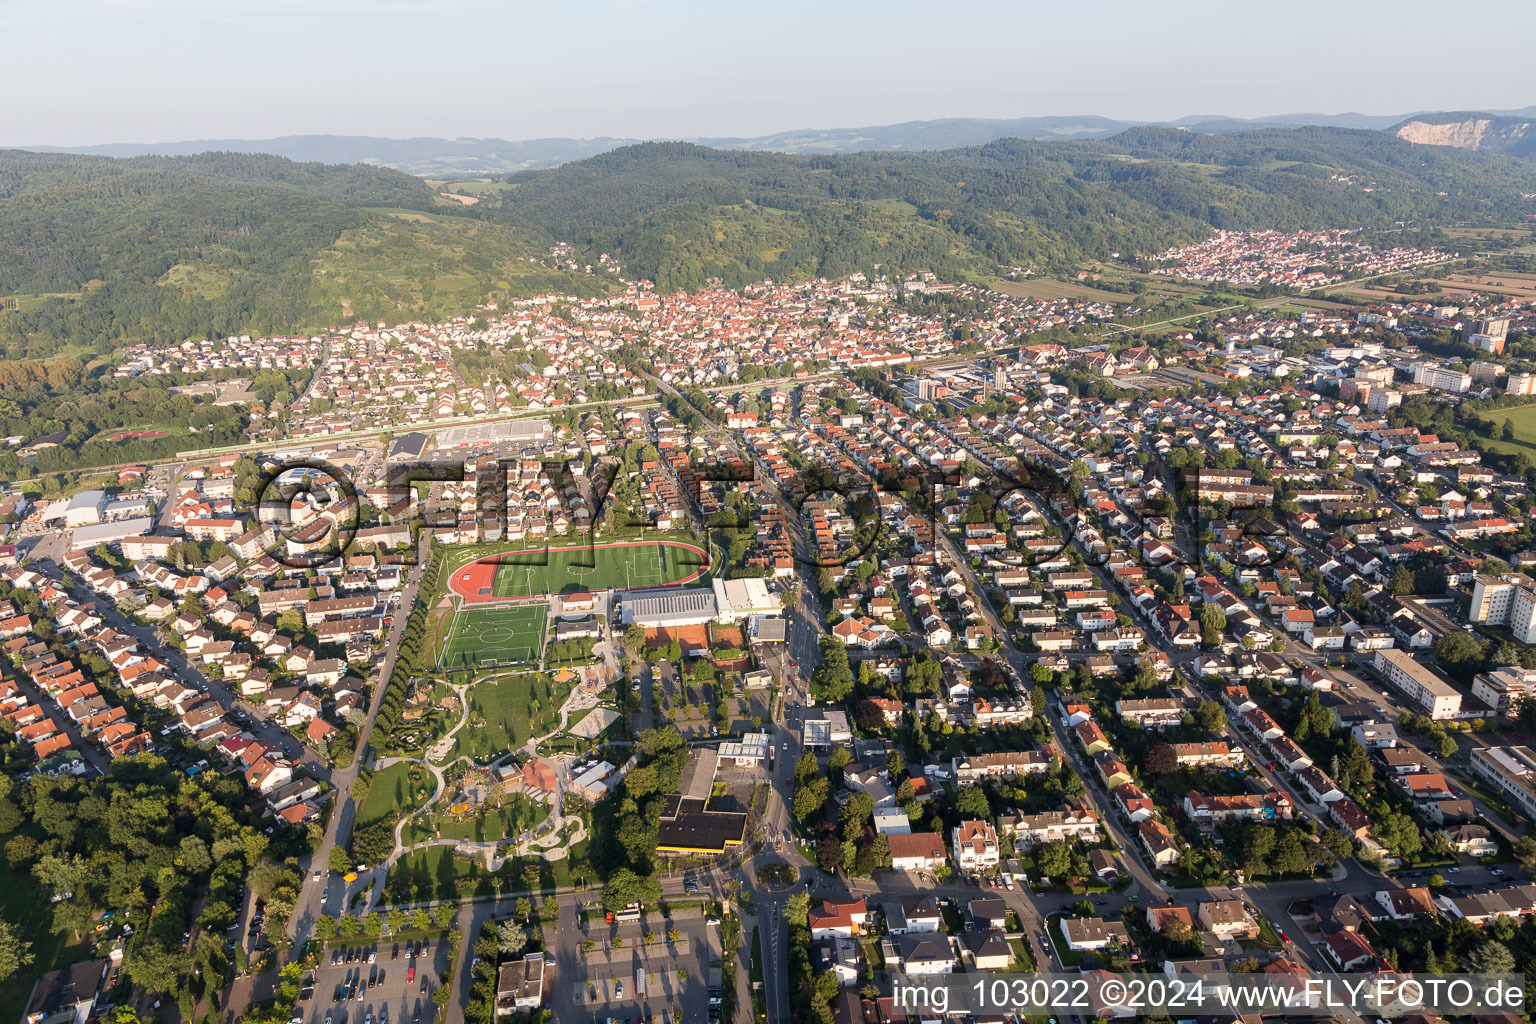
[545,638,598,665]
[402,795,549,845]
[386,840,587,902]
[447,672,574,761]
[1478,402,1536,459]
[356,762,437,831]
[0,837,92,1024]
[387,845,490,902]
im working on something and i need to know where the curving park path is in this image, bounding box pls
[350,668,606,912]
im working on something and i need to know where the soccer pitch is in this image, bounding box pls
[493,541,685,596]
[439,603,548,670]
[447,539,709,605]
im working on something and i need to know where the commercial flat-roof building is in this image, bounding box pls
[439,418,552,447]
[655,748,747,856]
[719,732,771,766]
[712,576,782,623]
[69,516,157,551]
[655,795,748,855]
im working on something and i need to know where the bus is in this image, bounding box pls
[635,970,645,999]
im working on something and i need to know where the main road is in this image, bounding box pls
[286,533,432,948]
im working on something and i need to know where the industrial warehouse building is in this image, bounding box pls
[439,418,552,447]
[618,588,718,628]
[617,578,781,628]
[39,489,108,528]
[387,431,430,462]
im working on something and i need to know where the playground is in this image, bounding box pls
[447,538,709,604]
[438,603,548,670]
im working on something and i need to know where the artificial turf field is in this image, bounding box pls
[479,540,706,595]
[438,603,548,670]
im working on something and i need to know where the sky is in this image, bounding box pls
[5,0,1533,146]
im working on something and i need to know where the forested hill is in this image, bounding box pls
[483,128,1536,292]
[0,150,607,361]
[3,127,1533,359]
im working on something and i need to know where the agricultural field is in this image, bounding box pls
[1262,296,1359,313]
[438,179,520,196]
[1440,226,1536,254]
[1344,269,1536,303]
[988,276,1132,304]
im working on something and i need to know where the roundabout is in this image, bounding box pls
[755,859,798,892]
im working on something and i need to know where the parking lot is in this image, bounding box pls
[550,912,718,1024]
[301,940,448,1024]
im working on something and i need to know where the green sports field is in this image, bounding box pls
[439,603,548,670]
[489,541,705,597]
[1481,402,1536,460]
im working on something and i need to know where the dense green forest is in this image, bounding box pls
[2,127,1533,365]
[483,128,1536,291]
[0,150,607,361]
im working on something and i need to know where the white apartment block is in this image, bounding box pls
[1413,363,1472,394]
[1469,575,1536,644]
[1472,667,1536,718]
[1471,746,1536,819]
[1372,649,1462,720]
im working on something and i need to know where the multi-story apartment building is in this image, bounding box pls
[1471,745,1536,819]
[998,804,1100,848]
[1413,363,1472,394]
[1472,667,1536,718]
[1372,649,1463,720]
[1469,574,1536,644]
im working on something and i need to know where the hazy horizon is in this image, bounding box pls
[13,102,1535,150]
[5,0,1533,148]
